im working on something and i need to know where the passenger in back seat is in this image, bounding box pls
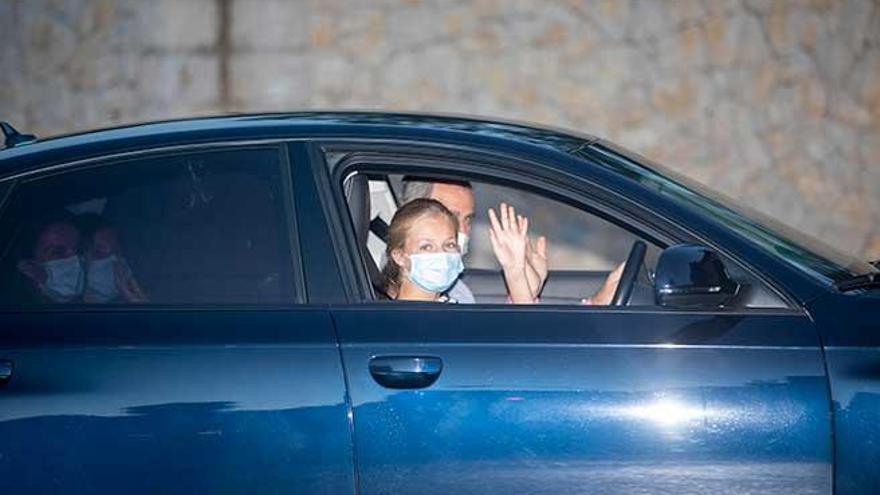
[15,217,85,304]
[82,222,148,304]
[13,216,148,305]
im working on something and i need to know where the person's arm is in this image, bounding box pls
[525,235,548,299]
[115,260,148,303]
[488,203,533,304]
[581,262,624,305]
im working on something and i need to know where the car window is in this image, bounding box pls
[467,181,655,272]
[342,168,665,306]
[333,152,790,310]
[585,143,878,283]
[0,147,297,307]
[362,175,657,269]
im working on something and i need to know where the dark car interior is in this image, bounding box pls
[0,149,294,306]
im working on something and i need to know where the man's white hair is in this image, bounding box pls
[400,177,472,205]
[400,179,435,205]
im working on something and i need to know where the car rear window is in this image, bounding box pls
[0,147,298,307]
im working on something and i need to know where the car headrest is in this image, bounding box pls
[344,174,370,246]
[344,173,386,294]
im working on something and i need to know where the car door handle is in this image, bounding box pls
[369,356,443,389]
[0,359,12,386]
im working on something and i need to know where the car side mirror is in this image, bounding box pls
[654,244,739,308]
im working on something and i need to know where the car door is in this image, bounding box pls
[0,143,354,494]
[316,143,832,495]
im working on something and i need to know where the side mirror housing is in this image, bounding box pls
[654,244,739,308]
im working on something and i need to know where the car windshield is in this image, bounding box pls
[582,142,878,285]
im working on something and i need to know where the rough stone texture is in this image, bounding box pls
[1,0,879,260]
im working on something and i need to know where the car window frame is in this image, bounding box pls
[313,139,800,314]
[0,140,307,311]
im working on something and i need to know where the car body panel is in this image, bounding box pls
[807,291,880,494]
[332,306,831,494]
[0,309,355,494]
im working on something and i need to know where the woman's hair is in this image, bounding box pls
[12,210,80,261]
[381,198,459,295]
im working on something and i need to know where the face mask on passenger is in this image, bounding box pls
[42,255,84,302]
[86,255,120,303]
[457,231,470,256]
[406,252,464,293]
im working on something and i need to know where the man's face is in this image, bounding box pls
[33,222,80,262]
[429,183,475,235]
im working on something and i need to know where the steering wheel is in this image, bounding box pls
[611,240,647,306]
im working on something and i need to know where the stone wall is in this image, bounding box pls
[1,0,879,259]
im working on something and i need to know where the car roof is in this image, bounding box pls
[0,111,598,177]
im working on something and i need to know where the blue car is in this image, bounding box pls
[0,113,877,494]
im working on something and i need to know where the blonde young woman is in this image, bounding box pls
[383,198,534,303]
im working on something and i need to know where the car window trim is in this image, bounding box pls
[326,301,804,317]
[315,140,801,313]
[279,143,307,303]
[0,140,307,309]
[315,139,805,309]
[296,142,362,303]
[0,179,18,264]
[0,138,298,183]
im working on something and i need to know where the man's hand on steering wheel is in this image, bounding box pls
[582,240,647,306]
[581,262,624,305]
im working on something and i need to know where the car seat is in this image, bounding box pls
[343,174,386,296]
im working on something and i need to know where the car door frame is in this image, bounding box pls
[307,138,801,310]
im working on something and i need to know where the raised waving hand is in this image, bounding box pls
[488,203,534,304]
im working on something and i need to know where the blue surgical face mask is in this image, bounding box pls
[87,255,120,303]
[407,252,464,293]
[42,255,84,302]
